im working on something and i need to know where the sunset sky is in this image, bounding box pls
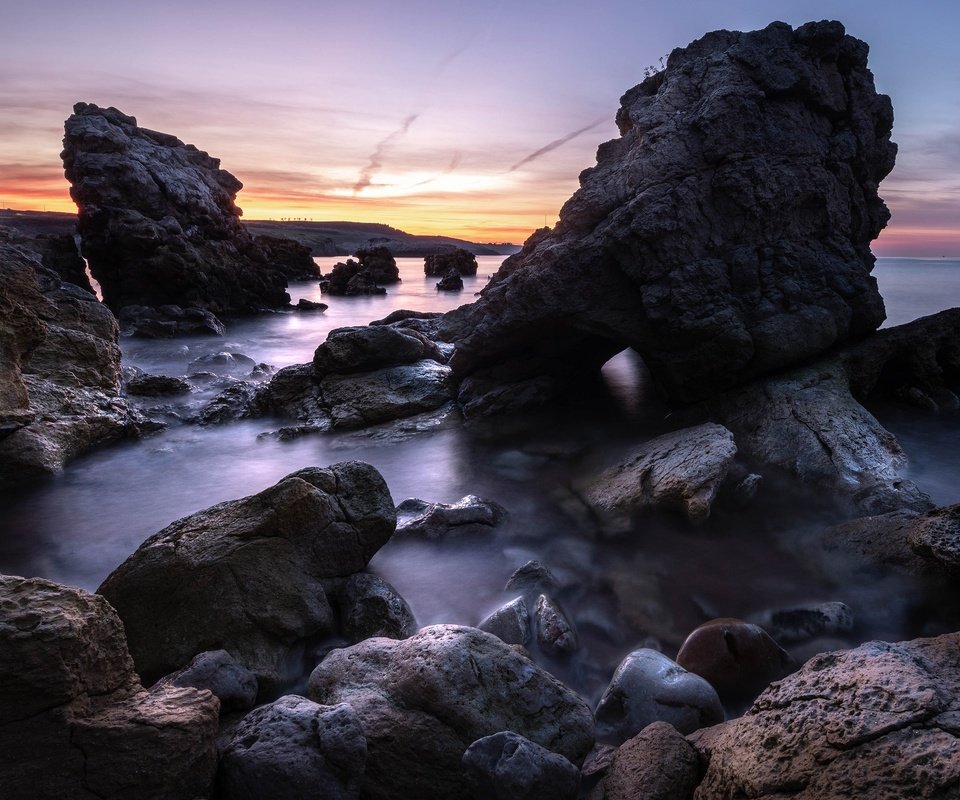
[2,1,958,254]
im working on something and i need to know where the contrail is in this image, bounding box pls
[411,152,463,188]
[507,116,608,173]
[353,113,420,194]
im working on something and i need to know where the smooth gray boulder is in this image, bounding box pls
[595,648,724,744]
[156,649,258,713]
[98,462,395,689]
[462,731,580,800]
[441,21,895,408]
[584,423,737,523]
[307,624,595,800]
[218,696,366,800]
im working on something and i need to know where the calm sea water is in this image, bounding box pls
[1,256,957,700]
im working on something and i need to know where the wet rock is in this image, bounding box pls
[424,248,478,276]
[295,298,327,311]
[694,634,960,799]
[336,573,417,642]
[478,597,530,646]
[198,380,260,424]
[595,648,724,744]
[98,462,395,689]
[307,624,595,800]
[462,731,580,800]
[590,721,701,800]
[506,560,559,594]
[313,325,441,375]
[0,575,219,799]
[676,618,790,701]
[188,350,258,377]
[117,304,226,337]
[442,22,895,406]
[371,308,444,327]
[125,373,191,396]
[752,601,854,644]
[62,102,291,315]
[0,231,139,489]
[395,494,508,539]
[436,269,464,291]
[705,359,932,515]
[585,423,737,523]
[218,695,366,800]
[157,649,258,713]
[536,594,579,656]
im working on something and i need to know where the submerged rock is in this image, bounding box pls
[694,633,960,799]
[0,575,219,799]
[98,462,396,689]
[462,731,580,800]
[585,423,737,523]
[441,21,895,407]
[395,494,508,539]
[62,102,293,316]
[307,624,595,800]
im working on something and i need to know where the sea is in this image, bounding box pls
[1,256,958,701]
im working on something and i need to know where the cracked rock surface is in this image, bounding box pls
[0,575,218,799]
[98,462,395,690]
[693,633,960,799]
[307,624,594,800]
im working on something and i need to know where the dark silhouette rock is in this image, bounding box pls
[34,232,93,292]
[424,248,478,277]
[307,625,595,800]
[322,247,399,296]
[117,303,226,337]
[125,373,191,396]
[61,102,291,316]
[0,575,219,799]
[254,234,320,281]
[435,269,464,292]
[0,230,139,489]
[335,573,417,642]
[441,21,895,407]
[693,634,960,799]
[98,462,396,689]
[296,298,328,312]
[354,245,400,282]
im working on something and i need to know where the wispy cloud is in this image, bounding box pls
[353,114,420,194]
[507,116,608,172]
[410,152,463,188]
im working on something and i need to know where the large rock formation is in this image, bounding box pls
[0,229,139,488]
[441,21,895,408]
[0,575,219,799]
[98,462,396,689]
[61,102,290,316]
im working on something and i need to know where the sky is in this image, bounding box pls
[1,0,958,255]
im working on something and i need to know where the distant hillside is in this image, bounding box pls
[243,219,521,257]
[0,210,521,258]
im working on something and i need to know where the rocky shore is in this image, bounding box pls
[2,18,960,799]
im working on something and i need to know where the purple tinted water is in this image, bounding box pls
[0,256,957,701]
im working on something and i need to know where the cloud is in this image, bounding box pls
[410,152,463,188]
[507,116,608,173]
[352,114,420,194]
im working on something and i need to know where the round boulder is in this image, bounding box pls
[462,731,580,800]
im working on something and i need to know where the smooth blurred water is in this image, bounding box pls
[0,255,957,700]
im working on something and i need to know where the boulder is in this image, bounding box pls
[117,304,226,337]
[98,462,396,688]
[254,234,321,280]
[584,423,737,523]
[296,298,328,311]
[125,373,191,396]
[906,503,960,574]
[188,350,258,377]
[478,597,530,646]
[156,649,258,713]
[676,618,790,701]
[218,695,366,800]
[535,594,579,656]
[354,245,400,283]
[313,325,440,375]
[505,561,560,594]
[307,624,595,800]
[594,648,724,745]
[0,575,219,799]
[694,634,960,799]
[395,494,508,539]
[436,270,464,292]
[336,573,417,642]
[322,247,398,296]
[462,731,580,800]
[62,102,292,315]
[590,721,701,800]
[441,22,895,406]
[424,248,478,276]
[0,230,139,489]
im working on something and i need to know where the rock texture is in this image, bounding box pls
[395,494,508,539]
[156,649,258,713]
[441,21,895,407]
[0,229,139,489]
[462,731,581,800]
[307,624,595,800]
[98,462,396,688]
[585,423,737,523]
[694,634,960,799]
[0,575,219,799]
[218,696,366,800]
[62,102,291,315]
